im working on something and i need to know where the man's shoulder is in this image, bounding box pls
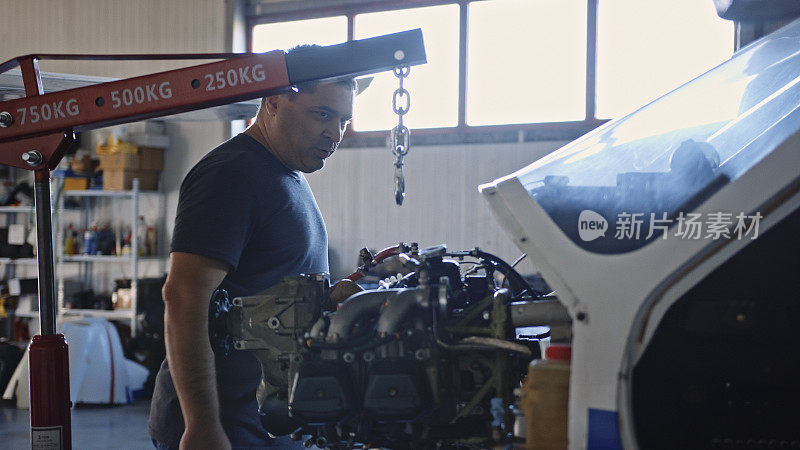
[181,134,299,201]
[201,134,263,166]
[187,135,272,180]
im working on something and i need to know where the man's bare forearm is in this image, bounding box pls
[164,298,221,428]
[161,252,231,446]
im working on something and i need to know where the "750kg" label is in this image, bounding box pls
[16,99,79,125]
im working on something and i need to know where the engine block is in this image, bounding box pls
[222,244,569,449]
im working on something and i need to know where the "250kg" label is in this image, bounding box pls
[204,64,267,92]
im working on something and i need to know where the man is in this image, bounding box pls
[148,71,357,449]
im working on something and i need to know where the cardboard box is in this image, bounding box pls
[62,176,89,191]
[98,147,164,171]
[69,156,97,173]
[103,169,159,191]
[124,121,166,135]
[112,288,132,310]
[128,133,170,148]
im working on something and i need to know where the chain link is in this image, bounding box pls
[391,125,410,157]
[391,66,411,205]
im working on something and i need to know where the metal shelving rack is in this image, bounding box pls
[0,177,162,339]
[54,178,165,336]
[0,169,39,341]
[0,67,259,342]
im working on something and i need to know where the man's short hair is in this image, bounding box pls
[259,44,357,109]
[286,78,358,99]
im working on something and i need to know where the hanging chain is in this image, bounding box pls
[391,65,411,205]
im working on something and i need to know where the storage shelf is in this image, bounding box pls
[62,189,161,198]
[59,308,134,320]
[0,257,38,265]
[60,255,161,263]
[12,310,143,322]
[53,181,166,338]
[0,206,35,213]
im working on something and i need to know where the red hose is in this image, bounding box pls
[336,244,404,287]
[343,272,365,283]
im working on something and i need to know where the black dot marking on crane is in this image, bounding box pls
[191,79,201,89]
[95,97,105,106]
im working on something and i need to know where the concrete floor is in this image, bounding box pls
[0,399,154,449]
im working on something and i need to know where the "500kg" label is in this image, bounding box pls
[110,82,173,109]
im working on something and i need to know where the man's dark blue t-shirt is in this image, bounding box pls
[148,133,328,447]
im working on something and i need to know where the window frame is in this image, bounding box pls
[246,0,610,146]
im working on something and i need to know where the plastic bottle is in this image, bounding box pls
[137,216,147,256]
[520,343,571,450]
[146,226,157,256]
[83,226,96,255]
[121,225,132,255]
[64,224,76,255]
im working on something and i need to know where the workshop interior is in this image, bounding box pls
[0,0,799,449]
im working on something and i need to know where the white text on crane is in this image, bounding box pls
[110,82,173,109]
[16,99,80,125]
[204,64,266,92]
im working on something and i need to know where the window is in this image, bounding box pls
[251,16,348,52]
[596,0,733,119]
[467,0,587,125]
[248,1,733,142]
[354,5,460,130]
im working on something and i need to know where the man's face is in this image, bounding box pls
[267,82,354,173]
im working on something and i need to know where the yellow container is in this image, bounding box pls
[520,344,571,450]
[62,176,89,191]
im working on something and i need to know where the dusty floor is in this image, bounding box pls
[0,399,153,449]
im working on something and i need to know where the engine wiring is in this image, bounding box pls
[510,253,527,268]
[444,249,544,299]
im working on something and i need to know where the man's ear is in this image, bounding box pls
[265,95,281,116]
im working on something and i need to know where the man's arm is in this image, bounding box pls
[162,251,231,450]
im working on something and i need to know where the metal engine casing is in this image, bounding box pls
[225,273,330,435]
[224,248,562,448]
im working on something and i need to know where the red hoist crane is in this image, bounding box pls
[0,30,425,449]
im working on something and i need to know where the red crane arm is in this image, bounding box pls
[0,28,426,171]
[0,51,289,142]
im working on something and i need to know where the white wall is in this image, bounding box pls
[0,0,233,251]
[308,140,567,279]
[0,0,569,284]
[0,0,227,78]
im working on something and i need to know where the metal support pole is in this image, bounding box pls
[34,170,57,335]
[15,54,73,450]
[29,168,72,450]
